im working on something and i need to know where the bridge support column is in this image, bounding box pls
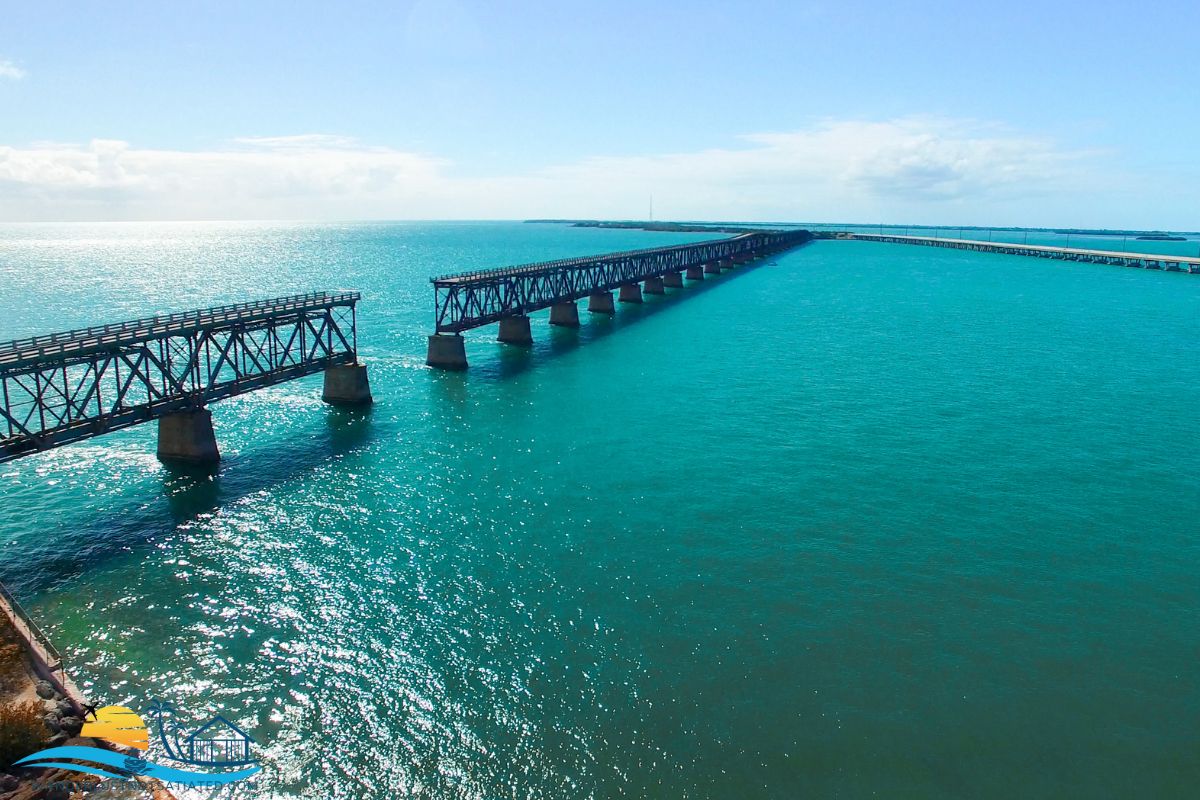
[549,301,580,327]
[498,315,533,345]
[157,408,220,465]
[663,272,684,288]
[686,267,705,280]
[704,262,721,275]
[643,276,665,295]
[322,362,373,405]
[426,334,468,370]
[588,291,615,313]
[618,283,643,303]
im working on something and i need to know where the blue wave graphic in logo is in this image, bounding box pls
[16,746,261,785]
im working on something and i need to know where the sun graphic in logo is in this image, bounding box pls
[79,705,150,751]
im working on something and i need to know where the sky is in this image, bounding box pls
[1,0,1198,227]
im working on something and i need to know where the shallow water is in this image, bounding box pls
[1,222,1197,798]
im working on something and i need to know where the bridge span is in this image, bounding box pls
[0,292,372,465]
[426,230,812,368]
[847,233,1200,273]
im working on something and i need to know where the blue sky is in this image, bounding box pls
[1,0,1197,227]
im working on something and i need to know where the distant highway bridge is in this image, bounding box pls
[847,232,1200,273]
[0,292,372,465]
[426,230,812,368]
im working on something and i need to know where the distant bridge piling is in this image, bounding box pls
[426,334,468,370]
[549,301,580,327]
[588,292,615,314]
[498,316,534,345]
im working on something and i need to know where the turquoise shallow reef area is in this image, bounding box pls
[1,222,1197,798]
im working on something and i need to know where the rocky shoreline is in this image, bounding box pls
[0,587,173,800]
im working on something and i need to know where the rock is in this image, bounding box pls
[58,716,83,736]
[48,731,70,746]
[35,680,55,699]
[55,699,74,715]
[0,774,18,791]
[43,713,62,733]
[44,784,70,800]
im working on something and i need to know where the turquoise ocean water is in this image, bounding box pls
[0,222,1197,798]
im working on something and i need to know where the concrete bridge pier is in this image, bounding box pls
[426,334,468,370]
[498,315,533,345]
[549,300,580,327]
[643,276,665,295]
[588,291,615,313]
[703,262,721,275]
[618,284,643,303]
[686,267,705,280]
[663,272,684,288]
[157,408,220,464]
[322,362,373,405]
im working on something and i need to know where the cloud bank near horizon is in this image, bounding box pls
[0,117,1165,227]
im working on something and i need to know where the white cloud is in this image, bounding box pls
[0,117,1157,225]
[0,59,26,80]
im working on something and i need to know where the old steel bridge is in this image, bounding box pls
[0,292,371,465]
[426,230,812,368]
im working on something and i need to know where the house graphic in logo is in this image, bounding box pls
[182,715,254,765]
[145,699,259,768]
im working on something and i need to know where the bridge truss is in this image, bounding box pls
[431,230,811,333]
[0,292,360,463]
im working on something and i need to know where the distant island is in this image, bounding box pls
[1136,234,1186,241]
[525,219,764,234]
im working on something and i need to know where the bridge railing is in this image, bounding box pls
[0,580,65,682]
[0,291,360,368]
[432,233,756,285]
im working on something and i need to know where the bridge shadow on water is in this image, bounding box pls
[449,266,765,383]
[7,405,376,598]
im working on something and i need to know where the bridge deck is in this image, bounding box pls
[0,291,359,370]
[850,233,1200,271]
